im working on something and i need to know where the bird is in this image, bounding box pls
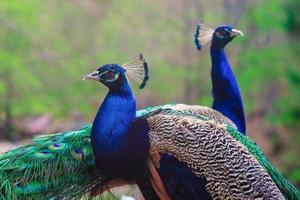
[194,23,246,134]
[1,54,299,199]
[155,23,248,200]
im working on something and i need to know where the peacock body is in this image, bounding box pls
[1,103,299,199]
[154,23,248,200]
[195,23,246,134]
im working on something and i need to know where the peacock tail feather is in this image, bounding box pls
[145,111,284,199]
[0,125,109,200]
[153,108,299,199]
[226,126,300,200]
[136,104,236,128]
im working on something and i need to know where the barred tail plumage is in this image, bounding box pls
[226,126,300,200]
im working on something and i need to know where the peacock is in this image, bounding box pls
[194,23,246,134]
[152,23,246,199]
[155,23,248,199]
[153,22,300,199]
[0,54,299,199]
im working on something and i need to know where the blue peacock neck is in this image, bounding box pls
[91,78,136,157]
[210,41,246,134]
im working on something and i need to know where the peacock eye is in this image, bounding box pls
[106,71,115,79]
[219,30,225,36]
[215,30,227,38]
[102,70,120,83]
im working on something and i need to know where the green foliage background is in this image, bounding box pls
[0,0,299,186]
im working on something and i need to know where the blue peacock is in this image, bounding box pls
[0,24,299,199]
[194,23,246,134]
[154,23,248,200]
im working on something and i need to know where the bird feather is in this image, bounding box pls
[123,54,149,89]
[194,23,214,50]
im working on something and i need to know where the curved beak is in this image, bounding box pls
[230,29,244,37]
[82,71,100,81]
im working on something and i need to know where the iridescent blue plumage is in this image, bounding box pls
[86,63,159,199]
[195,24,246,134]
[210,25,246,134]
[90,64,149,179]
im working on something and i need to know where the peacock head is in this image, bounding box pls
[83,54,149,90]
[194,23,243,50]
[83,64,126,89]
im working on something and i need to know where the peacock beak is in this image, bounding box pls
[230,29,244,37]
[82,71,100,81]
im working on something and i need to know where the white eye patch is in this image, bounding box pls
[106,72,119,82]
[215,31,225,38]
[98,71,120,82]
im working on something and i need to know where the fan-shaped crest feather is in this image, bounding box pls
[123,54,149,89]
[194,23,214,50]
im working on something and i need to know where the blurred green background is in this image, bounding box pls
[0,0,299,187]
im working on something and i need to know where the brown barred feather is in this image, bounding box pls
[157,104,236,128]
[147,114,284,199]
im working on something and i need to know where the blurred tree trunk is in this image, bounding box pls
[224,0,248,25]
[181,0,192,102]
[1,72,15,140]
[181,0,203,103]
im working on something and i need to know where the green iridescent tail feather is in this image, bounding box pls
[226,126,300,200]
[0,125,109,199]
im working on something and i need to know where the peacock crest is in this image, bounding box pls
[194,23,214,50]
[122,54,149,89]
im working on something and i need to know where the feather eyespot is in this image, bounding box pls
[74,148,83,154]
[33,150,54,158]
[40,150,49,154]
[71,148,87,160]
[48,143,66,151]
